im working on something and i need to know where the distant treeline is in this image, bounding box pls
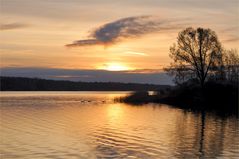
[0,77,170,91]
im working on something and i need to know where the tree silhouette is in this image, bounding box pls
[223,49,239,83]
[166,27,223,88]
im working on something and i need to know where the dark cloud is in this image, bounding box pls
[0,23,28,30]
[66,39,103,47]
[0,67,173,85]
[66,16,182,47]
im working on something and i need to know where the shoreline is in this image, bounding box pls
[116,82,238,116]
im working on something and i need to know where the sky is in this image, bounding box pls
[0,0,238,84]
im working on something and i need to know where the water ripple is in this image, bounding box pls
[0,92,238,159]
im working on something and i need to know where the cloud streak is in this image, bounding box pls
[123,51,149,56]
[0,23,28,30]
[223,37,239,43]
[66,16,182,47]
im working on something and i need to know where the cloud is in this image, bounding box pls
[66,39,103,47]
[0,67,173,85]
[66,16,182,47]
[123,69,163,74]
[220,27,239,43]
[123,51,149,56]
[223,37,239,43]
[48,75,92,79]
[0,23,28,30]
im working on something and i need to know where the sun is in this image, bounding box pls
[106,63,129,71]
[98,62,130,71]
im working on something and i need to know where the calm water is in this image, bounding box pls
[0,92,238,159]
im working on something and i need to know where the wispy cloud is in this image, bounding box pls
[220,27,239,43]
[123,69,163,74]
[66,16,182,47]
[0,23,28,31]
[48,75,92,79]
[123,51,149,56]
[223,37,239,43]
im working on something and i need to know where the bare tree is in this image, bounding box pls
[223,49,239,83]
[165,27,223,88]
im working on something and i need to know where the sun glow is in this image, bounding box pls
[98,62,131,71]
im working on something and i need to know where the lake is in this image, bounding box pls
[0,92,238,159]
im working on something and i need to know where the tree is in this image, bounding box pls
[223,49,239,83]
[165,27,223,88]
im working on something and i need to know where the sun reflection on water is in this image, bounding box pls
[0,92,238,159]
[107,104,124,124]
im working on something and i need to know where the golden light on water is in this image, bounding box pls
[0,92,238,158]
[107,104,124,122]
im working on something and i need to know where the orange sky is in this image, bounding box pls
[0,0,238,71]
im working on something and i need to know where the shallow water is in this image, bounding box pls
[0,91,238,159]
